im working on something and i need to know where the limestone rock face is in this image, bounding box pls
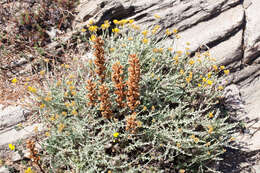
[0,105,29,130]
[75,0,260,87]
[244,0,260,64]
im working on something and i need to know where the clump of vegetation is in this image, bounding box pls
[26,19,236,173]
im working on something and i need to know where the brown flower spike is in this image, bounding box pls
[26,140,45,173]
[126,112,139,133]
[98,84,112,119]
[126,54,140,111]
[86,79,97,107]
[112,61,126,109]
[93,37,106,83]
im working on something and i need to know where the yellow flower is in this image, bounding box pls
[224,69,230,75]
[62,112,67,116]
[180,69,184,75]
[28,86,37,93]
[137,120,142,127]
[11,78,17,84]
[194,137,199,143]
[142,30,148,37]
[69,74,75,79]
[90,34,96,42]
[186,42,190,46]
[64,92,68,97]
[45,132,50,137]
[142,38,148,44]
[129,19,134,24]
[151,57,156,62]
[207,151,211,155]
[207,72,212,78]
[66,80,72,85]
[173,28,178,34]
[189,60,195,65]
[218,86,224,90]
[81,28,86,32]
[205,142,211,147]
[65,102,70,108]
[88,19,94,25]
[153,48,158,53]
[88,25,98,32]
[186,77,191,83]
[39,70,45,75]
[154,14,160,19]
[176,50,182,56]
[207,125,213,134]
[58,123,65,132]
[128,37,133,41]
[44,96,52,102]
[71,91,76,96]
[175,34,181,39]
[109,48,115,52]
[151,73,155,78]
[143,106,147,111]
[113,19,119,25]
[113,132,119,138]
[112,28,120,33]
[213,65,218,70]
[56,80,62,86]
[64,64,69,69]
[101,23,110,30]
[198,83,202,87]
[168,47,173,51]
[176,143,181,148]
[9,144,15,151]
[207,80,213,85]
[34,126,38,133]
[220,65,225,70]
[159,48,163,53]
[40,104,45,109]
[165,29,171,36]
[49,115,55,121]
[118,19,128,26]
[71,109,78,116]
[230,137,235,141]
[202,78,207,83]
[25,167,35,173]
[179,169,185,173]
[173,55,178,62]
[208,112,214,118]
[151,106,155,111]
[69,86,75,90]
[152,118,156,123]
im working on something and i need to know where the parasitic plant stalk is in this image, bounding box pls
[86,79,97,107]
[112,61,126,109]
[93,37,106,83]
[126,54,140,111]
[98,84,112,119]
[26,140,45,173]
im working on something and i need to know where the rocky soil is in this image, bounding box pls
[0,0,260,172]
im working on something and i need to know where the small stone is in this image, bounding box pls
[10,152,22,162]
